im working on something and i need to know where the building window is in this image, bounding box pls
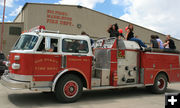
[9,27,21,35]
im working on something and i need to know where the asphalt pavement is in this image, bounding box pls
[0,83,180,108]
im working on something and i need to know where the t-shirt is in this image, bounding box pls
[127,30,134,40]
[108,29,119,38]
[150,39,159,48]
[168,39,176,49]
[156,39,164,49]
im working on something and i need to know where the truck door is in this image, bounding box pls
[61,38,92,87]
[33,37,61,87]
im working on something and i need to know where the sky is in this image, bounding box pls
[0,0,180,39]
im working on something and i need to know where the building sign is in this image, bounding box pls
[46,9,74,26]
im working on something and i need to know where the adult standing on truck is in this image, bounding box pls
[107,23,119,38]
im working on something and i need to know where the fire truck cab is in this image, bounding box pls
[1,26,180,103]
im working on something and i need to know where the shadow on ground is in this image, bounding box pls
[8,87,180,107]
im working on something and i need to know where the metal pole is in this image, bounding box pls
[0,0,6,52]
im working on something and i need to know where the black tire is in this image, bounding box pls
[149,74,168,94]
[55,74,83,103]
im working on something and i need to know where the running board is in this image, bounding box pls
[30,87,51,92]
[91,84,145,90]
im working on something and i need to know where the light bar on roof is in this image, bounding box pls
[29,25,46,32]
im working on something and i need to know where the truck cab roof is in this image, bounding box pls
[22,32,91,40]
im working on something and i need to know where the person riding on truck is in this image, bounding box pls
[125,24,147,48]
[164,35,176,49]
[107,23,119,38]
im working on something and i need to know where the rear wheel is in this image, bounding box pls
[55,74,82,103]
[148,74,168,94]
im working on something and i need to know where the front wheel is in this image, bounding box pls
[55,74,83,103]
[148,74,168,94]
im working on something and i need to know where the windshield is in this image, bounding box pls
[13,35,38,50]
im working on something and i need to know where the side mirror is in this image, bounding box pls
[45,37,51,51]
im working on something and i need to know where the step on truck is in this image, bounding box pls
[1,25,180,103]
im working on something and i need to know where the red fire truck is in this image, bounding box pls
[0,26,180,103]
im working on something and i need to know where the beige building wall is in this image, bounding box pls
[16,3,179,49]
[0,23,24,56]
[14,12,22,22]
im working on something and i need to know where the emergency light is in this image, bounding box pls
[28,25,59,34]
[29,25,46,32]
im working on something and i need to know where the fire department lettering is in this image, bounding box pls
[68,58,89,62]
[35,67,46,71]
[44,58,58,63]
[34,59,43,64]
[34,58,58,64]
[35,66,58,71]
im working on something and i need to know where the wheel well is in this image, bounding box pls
[156,71,169,82]
[58,71,87,88]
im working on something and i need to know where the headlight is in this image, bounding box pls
[12,63,20,70]
[14,55,20,60]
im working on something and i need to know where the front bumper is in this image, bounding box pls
[0,71,30,90]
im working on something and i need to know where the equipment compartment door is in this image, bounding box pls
[117,50,139,85]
